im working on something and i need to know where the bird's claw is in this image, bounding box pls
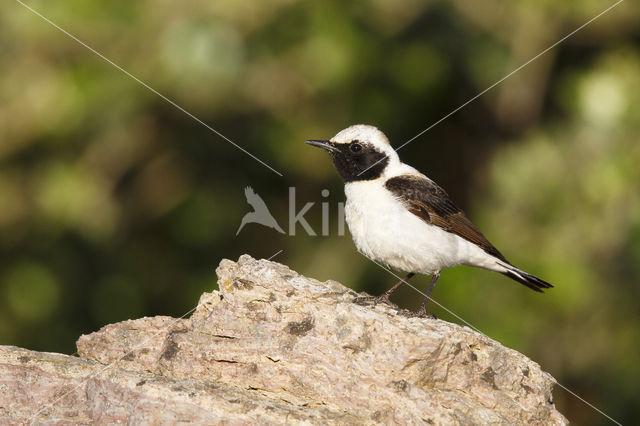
[401,310,437,319]
[352,294,394,307]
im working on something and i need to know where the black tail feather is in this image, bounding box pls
[501,270,553,293]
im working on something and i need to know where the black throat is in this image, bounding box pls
[330,143,388,182]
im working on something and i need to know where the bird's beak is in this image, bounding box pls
[305,139,338,153]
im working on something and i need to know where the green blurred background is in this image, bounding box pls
[2,0,639,423]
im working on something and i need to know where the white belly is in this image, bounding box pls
[344,180,477,274]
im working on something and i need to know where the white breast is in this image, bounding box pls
[344,179,481,275]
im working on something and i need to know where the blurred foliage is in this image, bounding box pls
[1,0,639,423]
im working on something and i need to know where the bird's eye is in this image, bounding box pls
[350,142,363,153]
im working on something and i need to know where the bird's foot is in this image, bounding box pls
[401,309,437,319]
[352,294,395,307]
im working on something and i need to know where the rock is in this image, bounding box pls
[0,255,567,424]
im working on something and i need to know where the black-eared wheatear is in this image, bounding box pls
[306,124,552,314]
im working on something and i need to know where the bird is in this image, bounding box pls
[305,124,552,314]
[236,186,285,235]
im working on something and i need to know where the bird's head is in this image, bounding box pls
[305,124,400,182]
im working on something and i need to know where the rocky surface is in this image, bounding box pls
[0,254,567,424]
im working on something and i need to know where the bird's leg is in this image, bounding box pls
[416,271,440,315]
[353,272,415,306]
[378,272,415,301]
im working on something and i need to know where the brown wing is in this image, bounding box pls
[385,175,508,263]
